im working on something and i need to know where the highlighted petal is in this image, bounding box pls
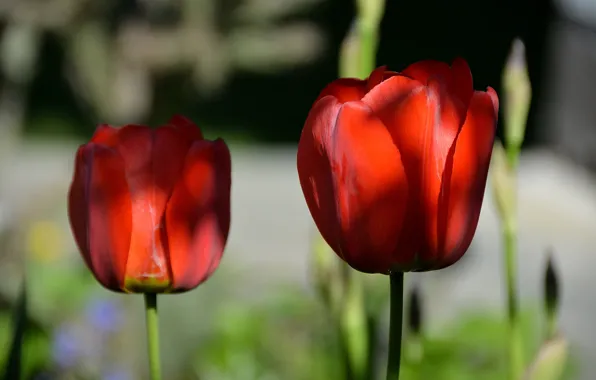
[330,102,410,273]
[422,89,498,268]
[362,75,426,164]
[122,126,194,291]
[90,124,119,146]
[165,139,231,291]
[68,143,132,291]
[363,75,466,269]
[109,126,169,290]
[297,96,409,273]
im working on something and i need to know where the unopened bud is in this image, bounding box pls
[503,38,532,168]
[544,250,560,339]
[544,253,559,313]
[407,285,423,336]
[524,335,568,380]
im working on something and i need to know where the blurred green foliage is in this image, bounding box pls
[0,214,574,380]
[193,289,342,380]
[0,214,578,379]
[0,304,50,380]
[401,310,538,380]
[0,244,578,380]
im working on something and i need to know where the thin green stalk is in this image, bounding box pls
[545,313,557,340]
[507,146,521,173]
[357,22,378,78]
[387,272,404,380]
[144,293,162,380]
[503,222,524,380]
[337,323,356,380]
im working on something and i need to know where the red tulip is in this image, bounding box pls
[297,58,499,274]
[68,116,231,293]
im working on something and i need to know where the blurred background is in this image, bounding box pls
[0,0,595,379]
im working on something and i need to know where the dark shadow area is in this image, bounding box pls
[22,0,554,145]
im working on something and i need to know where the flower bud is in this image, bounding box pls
[503,38,532,168]
[524,335,568,380]
[407,285,423,337]
[544,250,560,338]
[68,117,231,293]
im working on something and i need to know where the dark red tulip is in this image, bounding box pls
[297,58,499,274]
[68,115,231,293]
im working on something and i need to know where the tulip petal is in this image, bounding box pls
[125,125,207,292]
[366,66,389,91]
[361,76,426,170]
[298,96,409,273]
[106,127,168,291]
[165,139,231,291]
[402,60,452,86]
[449,57,474,109]
[333,103,411,272]
[297,96,345,258]
[152,126,196,197]
[421,88,499,268]
[316,78,368,104]
[361,76,429,262]
[365,72,474,270]
[68,143,132,291]
[90,124,119,146]
[402,58,473,112]
[419,79,469,244]
[168,115,204,142]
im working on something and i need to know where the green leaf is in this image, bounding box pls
[523,336,568,380]
[2,282,27,380]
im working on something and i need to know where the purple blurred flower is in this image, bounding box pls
[51,325,82,369]
[32,371,56,380]
[102,368,132,380]
[85,298,124,333]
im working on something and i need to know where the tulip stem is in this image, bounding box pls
[144,293,162,380]
[387,271,404,380]
[504,222,524,379]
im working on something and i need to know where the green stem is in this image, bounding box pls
[338,323,356,380]
[365,316,380,380]
[504,222,524,380]
[545,312,557,340]
[387,272,404,380]
[144,293,162,380]
[506,145,521,171]
[357,21,378,78]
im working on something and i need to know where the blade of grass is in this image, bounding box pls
[2,281,27,380]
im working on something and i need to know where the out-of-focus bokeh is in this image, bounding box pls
[0,0,595,379]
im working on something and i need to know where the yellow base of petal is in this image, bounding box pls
[124,277,171,293]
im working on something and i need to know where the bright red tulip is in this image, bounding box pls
[68,116,231,293]
[297,58,499,274]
